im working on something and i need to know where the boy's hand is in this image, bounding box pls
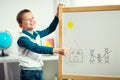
[53,48,68,56]
[56,3,65,17]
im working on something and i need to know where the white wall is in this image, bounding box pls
[56,0,120,7]
[73,0,120,6]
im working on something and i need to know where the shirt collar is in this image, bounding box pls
[22,29,38,39]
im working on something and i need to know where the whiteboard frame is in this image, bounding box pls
[58,5,120,80]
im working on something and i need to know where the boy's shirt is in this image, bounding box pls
[17,16,58,68]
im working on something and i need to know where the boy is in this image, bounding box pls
[16,4,66,80]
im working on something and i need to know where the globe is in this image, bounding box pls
[0,31,12,57]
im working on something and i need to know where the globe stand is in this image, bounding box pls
[0,49,9,57]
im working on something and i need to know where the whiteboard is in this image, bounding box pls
[60,6,120,77]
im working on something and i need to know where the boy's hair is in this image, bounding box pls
[16,9,31,24]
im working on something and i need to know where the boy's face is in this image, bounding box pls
[20,12,36,31]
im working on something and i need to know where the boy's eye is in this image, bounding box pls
[25,19,29,21]
[32,17,34,19]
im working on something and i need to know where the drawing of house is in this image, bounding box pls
[69,40,83,62]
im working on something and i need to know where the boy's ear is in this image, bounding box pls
[19,23,22,28]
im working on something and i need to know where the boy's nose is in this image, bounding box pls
[30,18,34,22]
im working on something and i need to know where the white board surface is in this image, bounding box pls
[62,10,120,77]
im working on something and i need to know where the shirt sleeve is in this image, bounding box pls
[36,16,59,38]
[17,36,53,54]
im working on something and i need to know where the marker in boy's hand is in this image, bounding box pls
[53,48,68,56]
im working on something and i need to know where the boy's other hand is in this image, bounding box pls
[53,48,68,56]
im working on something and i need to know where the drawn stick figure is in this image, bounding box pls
[104,48,112,64]
[97,53,103,63]
[89,49,95,64]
